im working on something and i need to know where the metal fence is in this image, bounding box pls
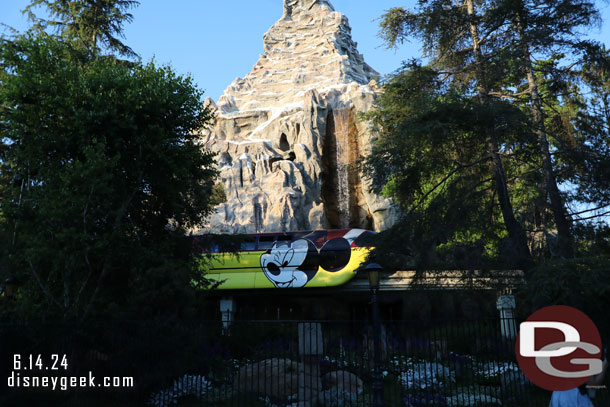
[0,318,608,406]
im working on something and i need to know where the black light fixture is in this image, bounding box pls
[365,262,382,290]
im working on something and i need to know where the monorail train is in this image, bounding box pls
[193,229,375,289]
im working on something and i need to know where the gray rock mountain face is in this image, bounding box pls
[200,0,398,234]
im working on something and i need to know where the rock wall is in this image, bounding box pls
[200,0,398,234]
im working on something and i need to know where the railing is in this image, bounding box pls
[0,319,607,406]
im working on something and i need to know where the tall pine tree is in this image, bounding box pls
[374,0,607,265]
[501,0,603,258]
[376,0,534,269]
[24,0,139,57]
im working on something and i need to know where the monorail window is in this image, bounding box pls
[239,238,256,251]
[275,235,292,247]
[304,231,327,247]
[319,237,351,271]
[258,235,276,250]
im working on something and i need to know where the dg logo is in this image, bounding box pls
[516,305,603,390]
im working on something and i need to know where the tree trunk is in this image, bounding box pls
[514,9,574,258]
[465,0,534,269]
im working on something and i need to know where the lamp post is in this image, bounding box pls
[366,262,384,407]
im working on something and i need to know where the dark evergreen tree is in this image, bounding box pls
[24,0,139,57]
[364,62,532,269]
[375,0,534,269]
[500,0,604,258]
[565,48,610,216]
[373,0,608,266]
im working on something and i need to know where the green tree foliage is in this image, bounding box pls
[523,54,610,258]
[24,0,139,57]
[574,47,610,213]
[373,0,537,269]
[519,257,610,337]
[370,0,609,269]
[365,62,533,269]
[497,0,604,258]
[0,35,218,320]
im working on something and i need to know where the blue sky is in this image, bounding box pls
[1,1,609,101]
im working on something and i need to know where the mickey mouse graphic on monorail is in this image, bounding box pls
[260,234,352,288]
[194,229,373,290]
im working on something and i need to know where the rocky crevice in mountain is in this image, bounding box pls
[200,0,398,233]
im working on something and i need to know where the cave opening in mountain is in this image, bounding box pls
[219,152,232,167]
[239,161,244,187]
[279,133,290,152]
[269,156,282,170]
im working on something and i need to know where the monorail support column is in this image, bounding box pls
[220,297,235,333]
[298,322,322,407]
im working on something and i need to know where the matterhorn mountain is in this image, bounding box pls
[200,0,398,234]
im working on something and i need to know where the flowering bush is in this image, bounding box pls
[400,361,455,390]
[148,374,211,407]
[445,392,501,406]
[399,356,522,406]
[474,361,519,379]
